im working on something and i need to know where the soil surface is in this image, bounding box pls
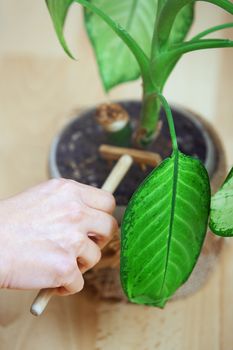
[55,101,218,205]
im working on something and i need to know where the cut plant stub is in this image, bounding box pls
[120,151,211,308]
[96,103,130,133]
[210,167,233,237]
[95,103,132,146]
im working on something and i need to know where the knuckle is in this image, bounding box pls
[84,247,101,271]
[75,234,87,252]
[68,200,82,212]
[61,179,75,192]
[109,216,118,235]
[67,272,84,295]
[68,201,86,221]
[103,192,116,212]
[66,178,78,186]
[51,178,77,192]
[49,178,67,189]
[65,233,87,256]
[101,216,118,245]
[55,257,74,283]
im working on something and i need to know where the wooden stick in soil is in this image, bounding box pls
[99,144,161,167]
[30,154,133,316]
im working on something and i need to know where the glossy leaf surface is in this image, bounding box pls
[120,151,210,307]
[84,0,157,91]
[210,167,233,236]
[85,1,195,90]
[46,0,195,91]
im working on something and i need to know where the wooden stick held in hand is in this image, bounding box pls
[30,154,133,316]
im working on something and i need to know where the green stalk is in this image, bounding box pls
[139,91,178,151]
[137,90,161,146]
[143,1,194,147]
[157,93,178,152]
[168,38,233,57]
[191,22,233,41]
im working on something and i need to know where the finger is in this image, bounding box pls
[77,237,101,273]
[87,232,107,249]
[87,230,116,249]
[78,184,116,213]
[83,208,118,243]
[56,267,84,296]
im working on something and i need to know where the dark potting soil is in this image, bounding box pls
[55,101,218,206]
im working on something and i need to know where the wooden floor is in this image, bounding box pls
[0,4,233,349]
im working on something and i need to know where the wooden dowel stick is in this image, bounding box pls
[30,154,133,316]
[99,144,161,167]
[101,154,133,192]
[30,289,56,316]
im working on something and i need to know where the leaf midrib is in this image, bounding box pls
[113,0,139,59]
[125,0,139,31]
[160,150,179,294]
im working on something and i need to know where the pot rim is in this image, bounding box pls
[49,100,222,180]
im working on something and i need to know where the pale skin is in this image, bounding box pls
[0,178,118,296]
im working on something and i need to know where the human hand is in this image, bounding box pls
[0,179,117,295]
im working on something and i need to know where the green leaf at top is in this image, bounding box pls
[84,0,158,91]
[210,167,233,236]
[152,1,194,49]
[120,151,210,308]
[150,2,194,89]
[46,0,74,58]
[168,4,194,45]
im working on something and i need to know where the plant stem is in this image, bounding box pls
[157,93,178,152]
[138,91,178,151]
[168,38,233,58]
[136,90,161,147]
[191,22,233,41]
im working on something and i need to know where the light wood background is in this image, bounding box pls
[0,1,233,349]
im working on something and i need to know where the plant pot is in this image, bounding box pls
[49,100,227,302]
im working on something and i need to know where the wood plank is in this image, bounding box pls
[99,144,161,167]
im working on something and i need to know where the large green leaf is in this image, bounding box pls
[46,0,195,92]
[210,167,233,236]
[84,0,158,91]
[45,0,151,88]
[120,151,210,308]
[84,1,194,91]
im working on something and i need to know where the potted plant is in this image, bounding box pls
[45,0,233,307]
